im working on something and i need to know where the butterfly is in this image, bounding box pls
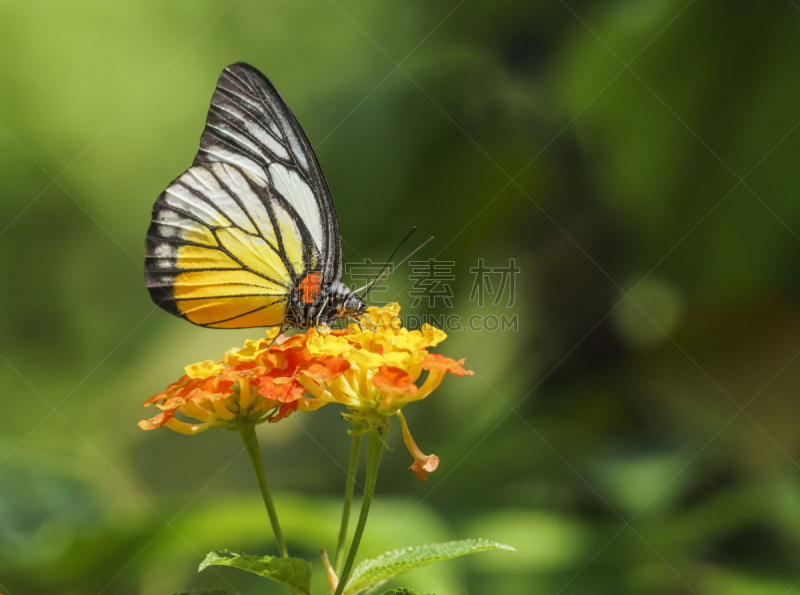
[144,62,367,330]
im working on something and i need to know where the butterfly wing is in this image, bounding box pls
[145,63,340,328]
[145,161,318,328]
[195,62,342,282]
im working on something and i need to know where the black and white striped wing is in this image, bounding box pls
[194,62,342,283]
[144,62,340,329]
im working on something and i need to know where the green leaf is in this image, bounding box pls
[173,591,239,595]
[344,539,514,594]
[349,580,390,595]
[199,550,312,595]
[380,589,434,595]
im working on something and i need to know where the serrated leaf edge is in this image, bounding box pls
[345,538,514,594]
[199,550,312,595]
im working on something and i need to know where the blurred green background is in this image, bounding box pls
[2,1,800,594]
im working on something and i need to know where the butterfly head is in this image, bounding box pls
[332,282,367,320]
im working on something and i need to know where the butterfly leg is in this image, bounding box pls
[347,315,376,332]
[345,316,364,331]
[266,322,285,348]
[314,296,330,327]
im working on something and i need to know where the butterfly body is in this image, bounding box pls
[145,63,365,330]
[286,278,366,328]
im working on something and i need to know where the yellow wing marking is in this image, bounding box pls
[215,228,292,285]
[173,245,239,270]
[206,301,288,328]
[272,202,314,278]
[178,295,287,328]
[172,269,286,300]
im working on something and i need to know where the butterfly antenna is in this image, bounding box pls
[353,227,416,295]
[359,233,434,300]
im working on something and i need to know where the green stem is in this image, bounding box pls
[334,429,384,595]
[334,424,363,574]
[239,423,289,558]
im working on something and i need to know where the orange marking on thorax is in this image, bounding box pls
[298,271,321,304]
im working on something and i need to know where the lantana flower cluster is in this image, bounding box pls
[140,303,472,480]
